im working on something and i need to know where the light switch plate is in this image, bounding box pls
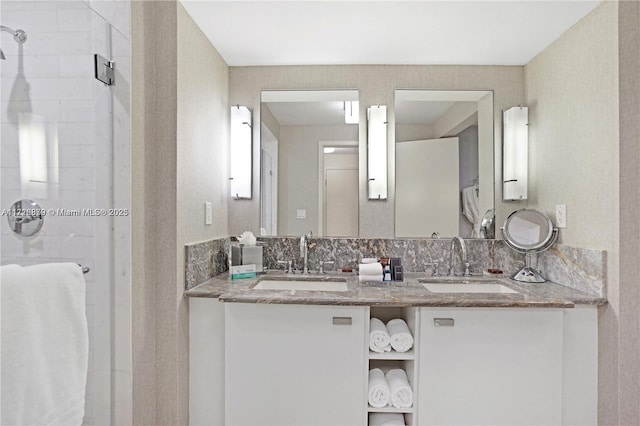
[556,204,566,228]
[296,209,306,219]
[205,202,212,225]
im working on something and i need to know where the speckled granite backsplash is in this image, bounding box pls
[260,237,522,273]
[185,237,605,296]
[185,238,229,290]
[539,245,606,297]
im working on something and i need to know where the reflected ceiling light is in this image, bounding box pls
[503,106,528,201]
[367,105,387,200]
[323,147,336,154]
[344,101,359,124]
[230,105,252,199]
[19,113,48,185]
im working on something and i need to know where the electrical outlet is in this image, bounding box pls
[205,202,212,225]
[556,205,566,228]
[296,209,306,219]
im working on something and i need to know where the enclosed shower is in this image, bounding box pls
[0,1,131,424]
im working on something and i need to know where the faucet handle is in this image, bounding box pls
[319,260,335,274]
[425,261,441,277]
[277,260,293,274]
[463,262,475,277]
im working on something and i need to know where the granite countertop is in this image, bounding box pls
[184,271,607,308]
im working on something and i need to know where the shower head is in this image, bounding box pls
[1,25,27,60]
[1,25,27,44]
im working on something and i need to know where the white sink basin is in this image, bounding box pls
[422,283,519,294]
[253,279,348,292]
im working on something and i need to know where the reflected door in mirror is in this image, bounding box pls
[396,138,460,237]
[324,151,358,236]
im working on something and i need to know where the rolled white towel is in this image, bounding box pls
[369,413,406,426]
[386,318,414,353]
[386,369,413,409]
[369,318,391,353]
[359,273,383,282]
[368,368,391,408]
[359,262,383,276]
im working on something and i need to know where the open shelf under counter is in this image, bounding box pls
[367,405,415,414]
[368,349,415,360]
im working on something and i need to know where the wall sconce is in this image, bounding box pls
[503,106,528,201]
[344,101,359,124]
[367,105,387,200]
[230,105,252,199]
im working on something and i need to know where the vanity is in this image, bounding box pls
[186,272,604,426]
[187,85,606,425]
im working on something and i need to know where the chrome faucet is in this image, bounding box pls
[448,236,468,276]
[300,230,312,274]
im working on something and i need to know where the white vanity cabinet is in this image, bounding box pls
[225,303,368,426]
[418,308,564,426]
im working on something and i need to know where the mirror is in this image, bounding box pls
[501,208,559,283]
[502,209,555,251]
[260,90,359,237]
[394,90,494,238]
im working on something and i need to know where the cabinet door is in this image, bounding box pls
[419,308,563,426]
[225,303,367,426]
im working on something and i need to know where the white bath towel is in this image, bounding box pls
[369,318,391,353]
[369,413,406,426]
[462,185,481,238]
[359,262,383,276]
[386,318,414,353]
[386,369,413,408]
[1,263,88,426]
[359,273,383,283]
[368,368,391,408]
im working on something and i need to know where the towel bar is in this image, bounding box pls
[77,264,90,274]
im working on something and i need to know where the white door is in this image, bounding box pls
[325,168,358,236]
[396,138,459,237]
[225,303,367,426]
[418,308,563,426]
[321,150,358,236]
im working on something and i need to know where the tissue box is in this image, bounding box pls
[231,264,257,280]
[231,245,263,272]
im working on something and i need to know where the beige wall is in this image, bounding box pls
[525,2,639,424]
[278,125,358,235]
[131,2,177,424]
[525,2,619,250]
[618,1,640,424]
[132,1,229,424]
[229,65,526,238]
[176,2,230,424]
[395,124,434,142]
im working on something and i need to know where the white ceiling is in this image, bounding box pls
[180,0,601,66]
[265,101,352,126]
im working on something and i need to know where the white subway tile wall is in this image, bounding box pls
[0,1,130,424]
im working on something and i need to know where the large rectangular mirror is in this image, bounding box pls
[394,90,494,239]
[260,90,359,237]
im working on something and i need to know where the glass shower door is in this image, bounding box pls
[1,1,131,424]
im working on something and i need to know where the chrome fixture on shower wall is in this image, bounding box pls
[0,25,28,60]
[94,53,115,85]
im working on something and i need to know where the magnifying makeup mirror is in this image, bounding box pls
[501,209,558,283]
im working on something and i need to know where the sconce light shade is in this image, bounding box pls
[230,105,252,199]
[344,101,359,124]
[367,105,387,200]
[503,106,528,201]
